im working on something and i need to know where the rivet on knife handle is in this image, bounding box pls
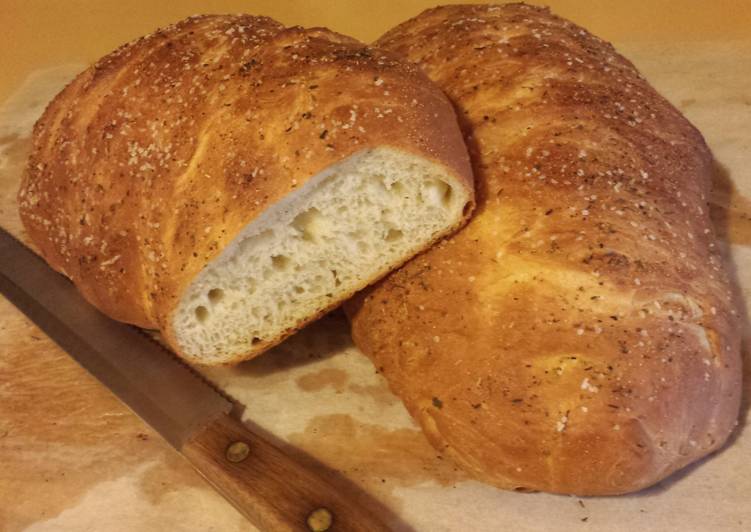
[182,414,393,532]
[226,441,251,463]
[307,507,333,531]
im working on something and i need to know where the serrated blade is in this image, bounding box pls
[0,227,231,448]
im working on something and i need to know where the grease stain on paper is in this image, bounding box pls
[288,413,468,497]
[296,367,349,393]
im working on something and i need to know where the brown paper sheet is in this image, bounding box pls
[0,40,749,531]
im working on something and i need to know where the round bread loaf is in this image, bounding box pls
[19,14,474,364]
[347,3,742,495]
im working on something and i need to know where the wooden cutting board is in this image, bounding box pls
[1,2,750,531]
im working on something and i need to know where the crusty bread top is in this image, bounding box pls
[19,15,473,336]
[347,3,743,495]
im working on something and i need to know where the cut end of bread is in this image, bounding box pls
[172,147,471,364]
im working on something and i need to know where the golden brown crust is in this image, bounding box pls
[347,3,742,495]
[18,15,474,359]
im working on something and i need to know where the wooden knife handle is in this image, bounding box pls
[182,414,393,532]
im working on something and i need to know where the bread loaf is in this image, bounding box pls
[18,14,474,364]
[347,4,742,495]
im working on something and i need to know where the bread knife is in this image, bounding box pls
[0,227,392,532]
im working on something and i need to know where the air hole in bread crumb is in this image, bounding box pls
[195,306,209,322]
[208,288,224,304]
[385,228,403,241]
[390,181,405,194]
[292,207,323,241]
[251,337,261,345]
[271,254,291,271]
[442,183,453,206]
[331,270,341,287]
[294,285,305,294]
[423,179,453,207]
